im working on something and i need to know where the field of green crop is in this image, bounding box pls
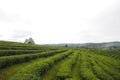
[0,41,119,80]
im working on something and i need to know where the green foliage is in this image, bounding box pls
[0,41,120,80]
[80,53,99,80]
[88,55,114,80]
[0,50,67,69]
[0,50,43,57]
[11,50,73,80]
[56,51,78,80]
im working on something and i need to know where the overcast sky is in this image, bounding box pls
[0,0,120,44]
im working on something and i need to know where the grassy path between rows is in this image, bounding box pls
[71,54,81,80]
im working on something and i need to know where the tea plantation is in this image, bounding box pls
[0,41,119,80]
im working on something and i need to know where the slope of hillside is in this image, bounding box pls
[0,41,119,80]
[0,40,61,50]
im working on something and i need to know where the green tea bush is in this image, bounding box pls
[11,50,73,80]
[56,51,78,80]
[0,50,67,69]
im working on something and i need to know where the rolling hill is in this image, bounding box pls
[0,41,119,80]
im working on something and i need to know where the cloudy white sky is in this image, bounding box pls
[0,0,120,44]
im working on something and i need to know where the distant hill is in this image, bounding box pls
[47,41,120,48]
